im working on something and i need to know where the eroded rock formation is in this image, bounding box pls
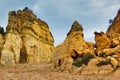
[93,9,120,74]
[94,32,112,54]
[94,9,120,56]
[0,7,120,75]
[52,20,95,71]
[52,9,120,74]
[107,9,120,38]
[0,7,54,65]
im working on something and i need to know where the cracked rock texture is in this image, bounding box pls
[52,20,95,72]
[0,7,120,76]
[52,9,120,75]
[0,7,54,65]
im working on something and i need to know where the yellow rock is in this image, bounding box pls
[0,7,54,65]
[52,20,95,70]
[1,33,22,65]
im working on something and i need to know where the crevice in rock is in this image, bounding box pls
[19,46,27,63]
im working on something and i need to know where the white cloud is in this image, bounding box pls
[31,0,120,44]
[32,0,48,15]
[32,3,40,13]
[89,0,120,14]
[90,0,106,8]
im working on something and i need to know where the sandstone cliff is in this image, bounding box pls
[52,10,120,74]
[0,7,54,65]
[94,9,120,56]
[107,9,120,39]
[92,9,120,74]
[0,7,120,75]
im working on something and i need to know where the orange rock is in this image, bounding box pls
[107,9,120,39]
[52,20,95,70]
[94,31,112,54]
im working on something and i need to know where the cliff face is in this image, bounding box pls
[0,7,54,65]
[0,7,120,75]
[94,11,120,54]
[107,9,120,39]
[52,10,120,74]
[92,10,120,74]
[94,9,120,56]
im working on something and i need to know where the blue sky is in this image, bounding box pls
[0,0,120,46]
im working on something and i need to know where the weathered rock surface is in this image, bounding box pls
[0,7,54,65]
[94,9,120,59]
[1,33,22,65]
[93,9,120,74]
[52,20,95,72]
[0,27,4,62]
[105,9,120,56]
[94,32,112,54]
[0,7,120,76]
[52,9,120,75]
[94,9,120,50]
[107,9,120,39]
[75,57,115,75]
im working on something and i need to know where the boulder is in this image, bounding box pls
[99,64,114,74]
[107,56,119,69]
[94,32,112,54]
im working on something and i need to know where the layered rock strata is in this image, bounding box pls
[0,7,54,65]
[0,7,120,75]
[94,9,120,57]
[52,10,120,74]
